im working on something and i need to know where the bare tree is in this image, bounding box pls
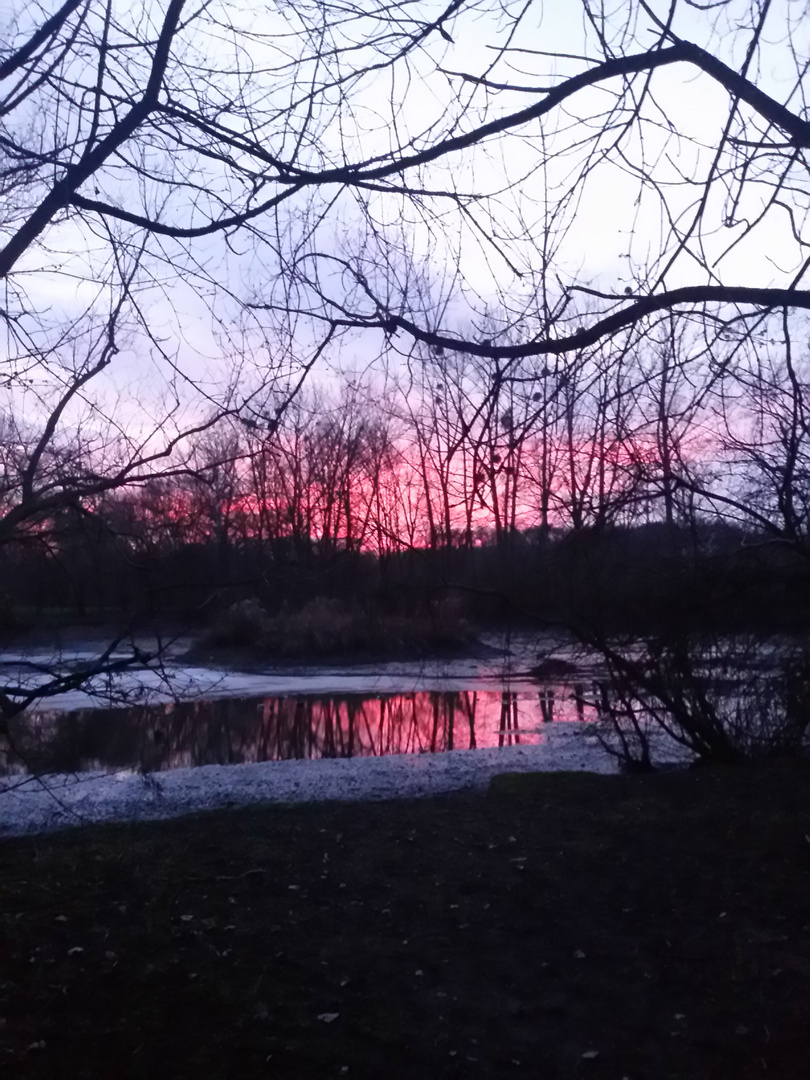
[4,0,810,722]
[270,2,810,373]
[0,0,492,713]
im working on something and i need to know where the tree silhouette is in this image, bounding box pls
[3,0,810,716]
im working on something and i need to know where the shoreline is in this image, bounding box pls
[0,733,616,838]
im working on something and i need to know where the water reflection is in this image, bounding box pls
[1,685,597,777]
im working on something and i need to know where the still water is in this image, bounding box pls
[2,685,597,777]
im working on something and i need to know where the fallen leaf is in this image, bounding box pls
[581,1050,599,1059]
[317,1012,339,1023]
[67,947,84,956]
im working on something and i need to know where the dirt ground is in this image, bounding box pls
[1,760,809,1079]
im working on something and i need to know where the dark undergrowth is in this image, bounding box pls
[2,760,809,1079]
[196,595,487,662]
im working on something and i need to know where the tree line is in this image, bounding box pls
[3,311,808,636]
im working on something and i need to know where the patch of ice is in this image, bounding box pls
[25,662,550,713]
[0,727,618,838]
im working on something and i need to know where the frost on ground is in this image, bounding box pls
[0,728,617,838]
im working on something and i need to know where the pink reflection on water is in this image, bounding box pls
[255,687,596,761]
[4,685,600,776]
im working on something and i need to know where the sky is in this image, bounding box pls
[4,0,810,452]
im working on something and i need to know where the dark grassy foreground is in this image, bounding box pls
[1,762,809,1079]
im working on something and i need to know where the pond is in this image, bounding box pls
[4,631,799,784]
[1,683,600,777]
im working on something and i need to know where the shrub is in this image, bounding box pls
[204,599,272,648]
[590,634,810,769]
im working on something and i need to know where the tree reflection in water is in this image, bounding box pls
[2,686,598,777]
